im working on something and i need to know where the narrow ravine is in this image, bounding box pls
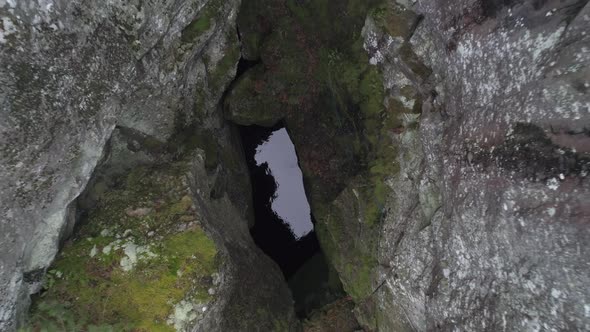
[239,123,319,278]
[239,124,347,318]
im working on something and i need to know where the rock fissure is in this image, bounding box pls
[1,0,589,331]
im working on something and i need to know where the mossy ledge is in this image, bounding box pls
[24,163,220,332]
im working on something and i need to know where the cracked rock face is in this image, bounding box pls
[0,0,240,329]
[360,0,590,330]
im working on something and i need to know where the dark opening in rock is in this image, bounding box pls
[239,123,345,317]
[236,56,259,78]
[240,123,318,276]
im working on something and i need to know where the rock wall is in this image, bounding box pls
[231,0,391,304]
[359,0,590,330]
[0,0,244,329]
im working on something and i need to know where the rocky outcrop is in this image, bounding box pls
[0,0,248,330]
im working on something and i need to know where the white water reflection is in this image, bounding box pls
[254,128,313,239]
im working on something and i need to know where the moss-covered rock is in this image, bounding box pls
[27,163,220,331]
[0,0,242,327]
[207,43,241,93]
[313,178,382,303]
[223,65,287,127]
[371,2,419,39]
[181,0,225,45]
[232,0,427,327]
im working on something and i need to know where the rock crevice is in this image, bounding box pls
[1,0,589,331]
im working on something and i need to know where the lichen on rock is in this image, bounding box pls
[354,0,590,331]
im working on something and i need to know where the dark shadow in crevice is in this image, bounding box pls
[236,56,259,78]
[219,55,260,118]
[239,122,319,278]
[239,123,345,318]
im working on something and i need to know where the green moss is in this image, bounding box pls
[359,67,385,116]
[272,318,291,332]
[342,258,374,300]
[28,163,220,331]
[182,17,212,43]
[314,197,379,303]
[371,2,418,39]
[209,43,240,91]
[20,300,128,332]
[286,0,382,52]
[223,65,286,126]
[181,2,223,44]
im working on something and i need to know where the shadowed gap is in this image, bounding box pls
[239,123,319,278]
[239,123,347,318]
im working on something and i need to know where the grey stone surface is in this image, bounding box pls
[362,0,590,330]
[0,0,240,330]
[2,0,589,330]
[188,149,300,332]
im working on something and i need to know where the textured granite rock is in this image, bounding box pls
[357,0,590,330]
[0,0,240,329]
